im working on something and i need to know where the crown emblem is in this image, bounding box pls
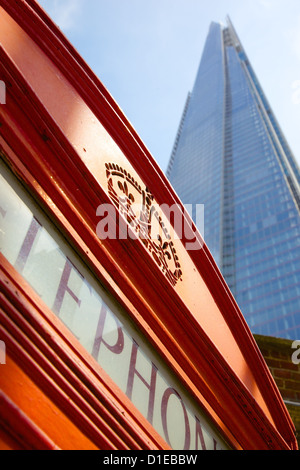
[105,163,182,286]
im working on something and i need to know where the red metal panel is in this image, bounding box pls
[0,391,59,450]
[0,255,170,450]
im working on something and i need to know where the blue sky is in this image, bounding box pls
[38,0,300,172]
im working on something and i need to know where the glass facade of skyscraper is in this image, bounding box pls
[167,18,300,339]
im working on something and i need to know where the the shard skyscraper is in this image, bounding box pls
[166,17,300,339]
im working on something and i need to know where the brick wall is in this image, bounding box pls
[254,334,300,449]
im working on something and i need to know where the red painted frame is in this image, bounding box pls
[0,0,297,450]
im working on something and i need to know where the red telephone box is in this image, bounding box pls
[0,0,297,450]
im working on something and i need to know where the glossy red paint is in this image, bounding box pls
[0,0,297,450]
